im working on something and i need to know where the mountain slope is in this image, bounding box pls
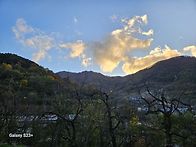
[57,56,196,102]
[57,70,123,91]
[1,53,195,105]
[0,53,65,114]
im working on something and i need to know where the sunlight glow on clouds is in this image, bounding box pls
[59,40,91,67]
[12,16,196,75]
[142,29,154,36]
[183,45,196,57]
[59,40,85,58]
[122,45,181,74]
[91,14,153,72]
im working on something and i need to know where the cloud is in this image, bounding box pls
[121,14,148,32]
[59,40,85,58]
[24,35,54,50]
[32,50,47,62]
[81,54,91,67]
[13,17,195,75]
[26,36,54,62]
[12,18,88,65]
[59,40,90,67]
[12,18,55,62]
[122,45,181,74]
[142,29,154,36]
[183,45,196,57]
[12,18,34,40]
[92,15,153,72]
[13,18,86,63]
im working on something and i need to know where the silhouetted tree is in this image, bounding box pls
[140,86,192,147]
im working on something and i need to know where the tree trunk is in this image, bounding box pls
[106,103,117,147]
[165,115,173,147]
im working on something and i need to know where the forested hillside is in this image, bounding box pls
[58,56,196,103]
[0,53,195,147]
[0,53,63,113]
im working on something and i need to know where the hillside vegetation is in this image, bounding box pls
[0,53,195,147]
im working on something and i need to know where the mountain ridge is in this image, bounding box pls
[1,53,196,102]
[57,56,196,102]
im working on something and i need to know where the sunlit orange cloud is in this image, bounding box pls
[122,45,181,74]
[12,17,196,75]
[92,15,153,73]
[59,40,85,58]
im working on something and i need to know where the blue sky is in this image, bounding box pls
[0,0,196,76]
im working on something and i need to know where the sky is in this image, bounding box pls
[0,0,196,76]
